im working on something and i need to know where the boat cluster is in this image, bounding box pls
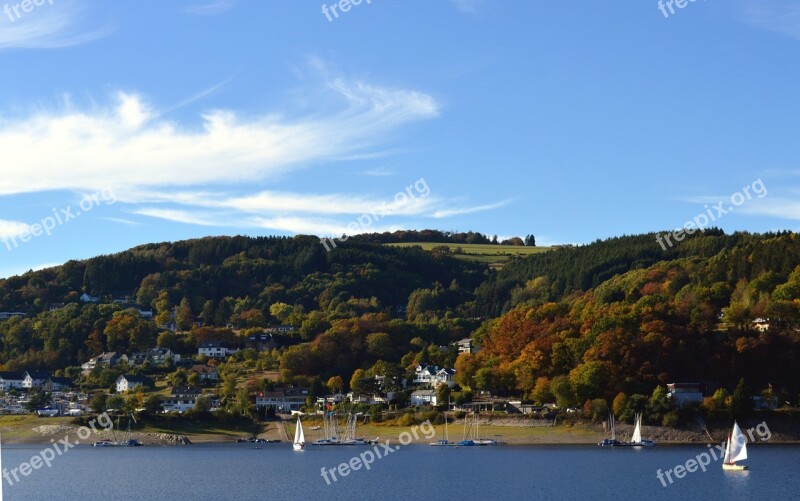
[598,413,655,448]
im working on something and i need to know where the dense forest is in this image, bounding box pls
[1,230,800,405]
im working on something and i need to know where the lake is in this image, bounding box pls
[2,443,798,500]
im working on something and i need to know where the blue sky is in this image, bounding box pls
[1,0,800,278]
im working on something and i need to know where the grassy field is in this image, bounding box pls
[287,417,601,445]
[387,242,552,269]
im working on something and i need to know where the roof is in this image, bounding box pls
[411,390,436,397]
[0,371,25,380]
[199,341,228,348]
[171,386,202,396]
[119,375,154,385]
[49,377,74,386]
[191,365,217,374]
[25,371,51,379]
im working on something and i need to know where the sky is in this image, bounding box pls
[1,0,800,278]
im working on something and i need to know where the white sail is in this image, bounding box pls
[631,414,642,444]
[723,437,731,464]
[294,418,305,445]
[728,421,748,463]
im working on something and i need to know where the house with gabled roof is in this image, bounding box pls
[0,371,26,391]
[162,386,203,413]
[23,371,51,389]
[115,375,155,393]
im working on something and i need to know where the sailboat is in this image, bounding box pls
[626,413,655,447]
[457,412,477,446]
[722,421,749,471]
[599,413,622,447]
[473,412,497,445]
[293,417,305,451]
[430,404,455,446]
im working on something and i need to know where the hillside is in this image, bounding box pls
[1,230,800,414]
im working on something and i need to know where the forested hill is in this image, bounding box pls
[2,230,800,402]
[0,235,487,313]
[471,230,800,317]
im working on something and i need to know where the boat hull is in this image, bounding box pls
[722,463,748,471]
[292,443,304,451]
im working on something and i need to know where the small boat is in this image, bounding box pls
[293,417,305,451]
[430,406,456,446]
[311,412,373,446]
[626,413,655,447]
[722,421,749,471]
[599,413,622,447]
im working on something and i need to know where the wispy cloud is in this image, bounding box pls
[99,217,143,226]
[185,0,237,16]
[432,200,512,218]
[0,0,113,50]
[739,0,800,40]
[736,198,800,220]
[0,219,28,238]
[449,0,483,15]
[0,75,438,196]
[0,63,506,239]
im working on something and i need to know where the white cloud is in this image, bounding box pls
[739,0,800,40]
[432,200,512,218]
[736,198,800,220]
[0,219,28,238]
[0,66,507,239]
[0,77,438,196]
[0,0,113,50]
[185,0,237,16]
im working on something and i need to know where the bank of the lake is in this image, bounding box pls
[4,413,800,446]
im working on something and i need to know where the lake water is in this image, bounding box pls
[2,443,798,500]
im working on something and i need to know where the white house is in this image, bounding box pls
[82,352,128,371]
[79,293,99,303]
[0,371,26,391]
[412,365,438,386]
[162,386,203,413]
[23,371,50,389]
[413,365,456,387]
[115,375,154,393]
[0,312,25,320]
[198,341,238,358]
[455,338,474,355]
[667,383,703,407]
[410,390,437,407]
[433,368,456,388]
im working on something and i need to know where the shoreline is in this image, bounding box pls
[3,416,799,446]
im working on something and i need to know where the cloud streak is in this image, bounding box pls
[0,77,438,196]
[0,0,113,50]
